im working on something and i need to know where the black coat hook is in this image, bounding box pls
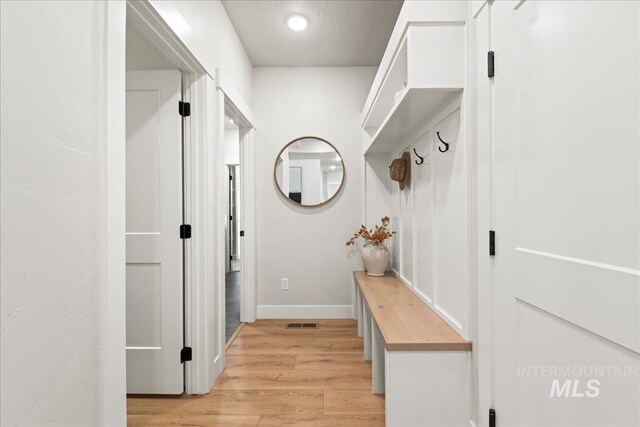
[413,148,424,165]
[437,132,450,153]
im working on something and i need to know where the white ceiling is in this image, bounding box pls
[221,1,404,67]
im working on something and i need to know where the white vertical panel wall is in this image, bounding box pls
[1,1,124,425]
[384,101,469,337]
[413,130,436,305]
[399,159,414,285]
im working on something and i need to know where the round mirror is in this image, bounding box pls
[274,136,345,207]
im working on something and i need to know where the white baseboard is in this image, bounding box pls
[257,305,354,319]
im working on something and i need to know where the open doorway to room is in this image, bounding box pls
[216,85,257,352]
[123,0,224,396]
[125,14,186,395]
[122,0,258,402]
[216,91,256,348]
[224,115,242,343]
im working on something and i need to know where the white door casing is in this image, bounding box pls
[126,70,184,394]
[491,1,640,425]
[240,126,257,323]
[474,1,495,423]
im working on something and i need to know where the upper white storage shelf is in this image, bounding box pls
[362,24,466,155]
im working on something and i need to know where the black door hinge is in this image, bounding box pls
[179,101,191,117]
[489,230,496,256]
[230,255,233,261]
[180,347,192,363]
[489,408,496,427]
[229,175,233,181]
[180,224,192,239]
[488,51,495,78]
[240,230,245,237]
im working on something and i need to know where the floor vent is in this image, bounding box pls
[286,323,318,329]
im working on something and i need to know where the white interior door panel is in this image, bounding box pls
[491,1,640,425]
[126,70,183,394]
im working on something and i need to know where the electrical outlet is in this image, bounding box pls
[281,278,289,290]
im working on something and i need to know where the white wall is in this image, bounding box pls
[126,20,175,71]
[224,126,240,165]
[325,169,343,199]
[149,0,253,103]
[253,67,376,317]
[289,158,322,205]
[1,1,125,425]
[0,1,250,422]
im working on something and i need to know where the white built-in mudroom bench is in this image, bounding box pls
[354,272,471,427]
[358,2,473,426]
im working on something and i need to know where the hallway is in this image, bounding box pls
[127,320,384,426]
[4,1,640,425]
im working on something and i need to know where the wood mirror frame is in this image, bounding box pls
[273,136,346,208]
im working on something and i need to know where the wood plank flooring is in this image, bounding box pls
[127,319,384,426]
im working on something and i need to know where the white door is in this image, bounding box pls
[126,70,184,394]
[491,1,639,425]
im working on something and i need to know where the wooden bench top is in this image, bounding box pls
[354,271,472,351]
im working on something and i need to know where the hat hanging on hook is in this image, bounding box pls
[389,152,411,191]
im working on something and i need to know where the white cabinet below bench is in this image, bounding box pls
[354,271,471,427]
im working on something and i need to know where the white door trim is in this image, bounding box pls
[216,68,257,129]
[105,1,126,425]
[216,69,257,325]
[240,126,257,323]
[473,1,495,424]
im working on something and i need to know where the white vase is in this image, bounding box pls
[361,244,390,277]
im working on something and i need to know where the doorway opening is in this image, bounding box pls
[120,0,258,402]
[124,0,213,396]
[216,86,257,355]
[125,14,186,395]
[224,115,243,343]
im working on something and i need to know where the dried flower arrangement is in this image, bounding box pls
[346,216,396,247]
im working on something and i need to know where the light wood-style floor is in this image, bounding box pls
[127,319,384,426]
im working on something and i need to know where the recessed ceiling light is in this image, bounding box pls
[287,14,308,32]
[330,165,337,170]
